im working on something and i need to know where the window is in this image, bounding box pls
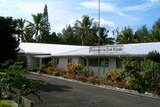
[116,58,122,68]
[68,58,72,63]
[88,58,109,67]
[56,58,59,64]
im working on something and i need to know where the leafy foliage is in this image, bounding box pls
[0,62,41,100]
[123,58,145,92]
[0,16,19,64]
[146,51,160,63]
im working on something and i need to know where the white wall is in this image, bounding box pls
[89,57,117,77]
[58,57,68,68]
[26,55,40,68]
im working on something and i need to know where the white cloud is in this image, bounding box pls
[147,0,160,2]
[124,0,160,11]
[80,0,138,21]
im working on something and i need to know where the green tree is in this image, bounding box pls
[134,25,151,43]
[61,25,81,45]
[116,27,134,44]
[99,27,114,45]
[151,18,160,42]
[123,58,145,92]
[0,16,19,64]
[17,18,26,42]
[26,13,43,42]
[39,4,51,43]
[74,15,95,45]
[44,32,62,44]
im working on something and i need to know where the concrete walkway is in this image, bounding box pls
[27,73,160,107]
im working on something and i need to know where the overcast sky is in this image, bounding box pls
[0,0,160,36]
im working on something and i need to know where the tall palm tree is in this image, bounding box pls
[17,18,26,42]
[134,25,151,43]
[74,15,94,45]
[151,18,160,42]
[99,27,114,45]
[26,13,43,42]
[116,27,134,44]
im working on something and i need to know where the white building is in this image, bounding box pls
[19,42,160,76]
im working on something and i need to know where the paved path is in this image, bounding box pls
[27,73,160,107]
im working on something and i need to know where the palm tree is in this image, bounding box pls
[17,18,26,42]
[26,13,43,42]
[116,27,134,44]
[151,18,160,42]
[99,27,114,45]
[74,15,94,45]
[134,25,151,43]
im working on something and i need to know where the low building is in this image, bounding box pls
[19,42,160,76]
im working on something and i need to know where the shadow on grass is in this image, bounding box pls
[37,82,72,92]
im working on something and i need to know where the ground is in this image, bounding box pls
[26,73,160,107]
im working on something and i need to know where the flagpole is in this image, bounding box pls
[98,0,100,76]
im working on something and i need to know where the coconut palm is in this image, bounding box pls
[116,27,134,44]
[17,18,26,42]
[26,13,43,42]
[74,15,94,45]
[99,27,114,45]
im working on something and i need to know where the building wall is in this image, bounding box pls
[58,57,68,68]
[26,55,40,68]
[57,57,118,76]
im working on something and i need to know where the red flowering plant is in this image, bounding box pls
[88,76,100,84]
[0,62,41,100]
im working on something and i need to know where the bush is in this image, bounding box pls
[67,63,83,72]
[142,59,160,91]
[0,62,41,100]
[88,76,100,84]
[104,69,124,82]
[76,75,87,82]
[147,51,160,63]
[77,68,94,78]
[123,58,145,93]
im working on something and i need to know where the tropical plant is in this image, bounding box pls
[147,51,160,63]
[0,16,19,64]
[134,25,151,43]
[116,27,134,44]
[17,18,27,42]
[151,18,160,42]
[26,13,43,42]
[61,25,81,45]
[99,27,114,45]
[0,62,41,100]
[74,15,95,45]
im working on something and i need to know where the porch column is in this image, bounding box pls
[39,58,42,68]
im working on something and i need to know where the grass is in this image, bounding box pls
[0,100,17,107]
[0,71,6,78]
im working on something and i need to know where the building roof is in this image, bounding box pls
[19,42,160,57]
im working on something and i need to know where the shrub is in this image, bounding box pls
[153,86,160,95]
[147,51,160,63]
[88,76,100,84]
[76,75,87,82]
[77,68,94,78]
[104,69,124,83]
[142,59,160,90]
[123,58,146,93]
[67,63,83,72]
[0,62,41,100]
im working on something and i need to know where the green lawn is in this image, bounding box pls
[0,71,6,77]
[0,100,17,107]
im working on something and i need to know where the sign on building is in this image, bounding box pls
[89,45,124,54]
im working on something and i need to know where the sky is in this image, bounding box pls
[0,0,160,37]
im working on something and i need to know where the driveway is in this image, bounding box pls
[26,73,160,107]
